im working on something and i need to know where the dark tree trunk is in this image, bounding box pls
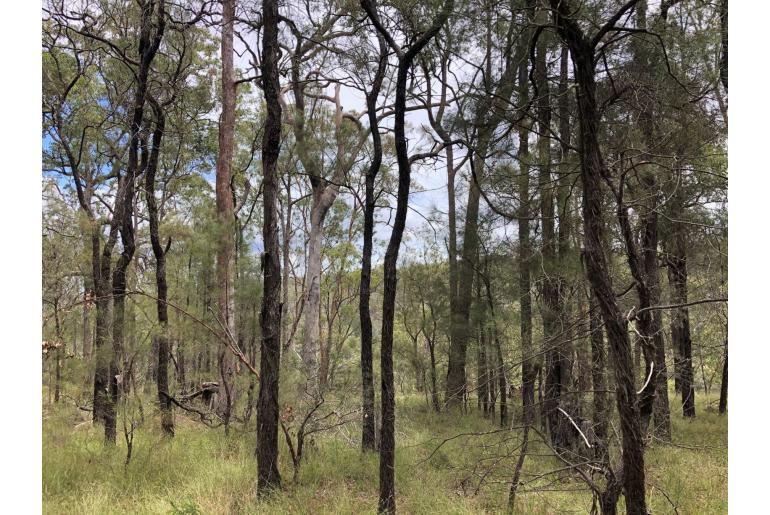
[667,212,696,418]
[105,0,166,446]
[632,0,671,441]
[589,291,608,455]
[483,275,507,426]
[358,12,387,451]
[145,98,173,437]
[53,298,63,403]
[719,331,727,414]
[375,55,412,515]
[535,4,572,451]
[257,0,283,493]
[361,2,452,511]
[427,332,441,413]
[92,250,111,427]
[516,46,536,429]
[550,2,648,511]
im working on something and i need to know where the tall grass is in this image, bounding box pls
[43,389,726,514]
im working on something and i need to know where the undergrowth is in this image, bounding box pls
[42,388,726,514]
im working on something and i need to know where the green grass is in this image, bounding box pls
[42,390,726,514]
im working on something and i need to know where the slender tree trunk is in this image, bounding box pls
[215,0,237,434]
[257,0,283,492]
[427,334,440,413]
[476,273,490,416]
[360,1,453,510]
[550,3,648,510]
[445,13,521,408]
[446,157,481,407]
[280,188,292,352]
[535,8,572,451]
[719,330,727,414]
[589,291,608,454]
[54,297,63,403]
[145,98,173,437]
[107,0,165,446]
[92,240,111,426]
[82,283,93,360]
[668,246,696,418]
[358,22,387,452]
[376,56,412,515]
[630,0,671,440]
[517,47,536,429]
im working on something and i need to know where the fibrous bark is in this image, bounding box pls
[215,0,237,433]
[550,1,648,511]
[257,0,283,493]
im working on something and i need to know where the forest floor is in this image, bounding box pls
[42,389,726,514]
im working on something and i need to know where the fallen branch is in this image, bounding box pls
[159,391,223,428]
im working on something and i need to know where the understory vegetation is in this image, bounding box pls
[43,389,726,514]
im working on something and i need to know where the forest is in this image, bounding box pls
[41,0,728,513]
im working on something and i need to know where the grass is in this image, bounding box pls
[42,388,726,514]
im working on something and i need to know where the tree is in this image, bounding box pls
[446,0,523,408]
[145,97,174,436]
[256,0,283,493]
[361,0,454,510]
[215,0,237,433]
[549,0,648,511]
[358,8,389,452]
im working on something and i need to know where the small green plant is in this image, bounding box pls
[168,500,202,515]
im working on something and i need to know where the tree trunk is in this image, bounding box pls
[302,209,323,389]
[106,0,165,446]
[427,332,441,413]
[516,46,536,429]
[446,159,480,407]
[376,55,411,515]
[92,242,111,427]
[257,0,283,493]
[145,98,173,437]
[357,20,387,452]
[535,6,572,451]
[589,290,608,455]
[82,282,93,360]
[719,331,727,414]
[445,13,521,408]
[668,244,696,418]
[360,2,453,511]
[631,0,671,441]
[53,297,63,403]
[476,274,490,416]
[215,0,237,433]
[483,274,507,427]
[550,2,648,511]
